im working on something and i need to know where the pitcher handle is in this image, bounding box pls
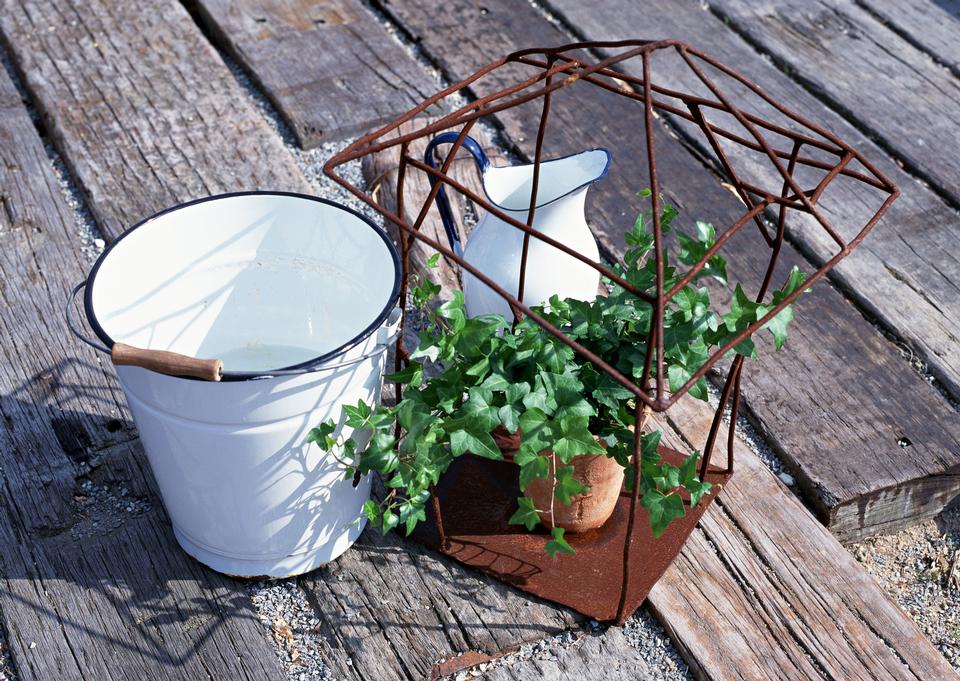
[423,132,489,258]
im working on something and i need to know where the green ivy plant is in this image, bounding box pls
[310,193,807,556]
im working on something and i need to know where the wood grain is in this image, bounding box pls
[859,0,960,76]
[111,343,223,381]
[707,0,960,206]
[301,527,580,680]
[0,65,131,535]
[378,0,960,540]
[0,62,284,680]
[0,0,310,240]
[654,399,959,681]
[641,0,960,404]
[483,628,650,680]
[362,116,506,302]
[192,0,439,147]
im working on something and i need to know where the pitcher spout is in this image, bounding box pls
[481,147,611,212]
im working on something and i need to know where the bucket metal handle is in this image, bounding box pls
[67,282,402,381]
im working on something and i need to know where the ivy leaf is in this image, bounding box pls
[677,221,728,284]
[342,400,373,427]
[552,417,605,462]
[437,290,467,330]
[481,372,511,393]
[359,432,399,474]
[306,419,337,450]
[461,387,500,432]
[518,454,550,491]
[506,383,531,405]
[381,509,400,532]
[398,501,427,536]
[761,304,794,351]
[361,499,380,524]
[450,428,502,460]
[385,363,423,387]
[545,527,575,558]
[498,404,520,434]
[641,490,686,538]
[508,496,541,530]
[517,408,552,459]
[554,464,589,504]
[678,453,713,506]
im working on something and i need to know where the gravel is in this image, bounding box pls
[621,610,692,679]
[0,632,15,681]
[248,580,336,681]
[69,478,151,542]
[852,506,960,671]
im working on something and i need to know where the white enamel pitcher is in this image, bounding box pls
[424,133,610,319]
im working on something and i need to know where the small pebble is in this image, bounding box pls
[778,472,795,487]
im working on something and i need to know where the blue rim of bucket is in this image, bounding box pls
[83,190,402,382]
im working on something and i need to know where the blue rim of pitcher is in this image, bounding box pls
[83,190,402,381]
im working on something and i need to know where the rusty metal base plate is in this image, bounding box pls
[410,446,732,622]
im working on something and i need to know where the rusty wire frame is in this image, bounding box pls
[324,39,898,622]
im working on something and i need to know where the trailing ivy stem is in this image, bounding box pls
[549,452,557,530]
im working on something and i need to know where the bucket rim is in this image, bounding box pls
[83,190,401,381]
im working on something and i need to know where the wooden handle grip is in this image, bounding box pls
[111,343,224,381]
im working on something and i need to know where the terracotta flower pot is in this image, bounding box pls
[525,451,625,533]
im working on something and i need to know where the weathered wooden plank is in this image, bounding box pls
[706,0,960,202]
[0,4,298,677]
[653,397,959,681]
[614,0,960,403]
[379,0,960,540]
[302,528,580,680]
[344,64,956,679]
[0,64,132,535]
[859,0,960,76]
[191,0,439,148]
[542,0,960,539]
[2,439,285,681]
[0,0,309,240]
[483,628,650,680]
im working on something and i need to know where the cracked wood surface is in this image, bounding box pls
[361,116,508,303]
[707,0,960,219]
[378,0,960,541]
[0,0,309,240]
[300,527,583,680]
[684,0,960,405]
[858,0,960,77]
[0,61,285,680]
[483,628,649,680]
[191,0,439,147]
[651,398,958,681]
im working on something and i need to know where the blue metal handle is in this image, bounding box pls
[423,132,490,258]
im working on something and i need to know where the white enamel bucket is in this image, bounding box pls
[67,192,401,578]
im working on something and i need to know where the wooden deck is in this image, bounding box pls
[0,0,959,679]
